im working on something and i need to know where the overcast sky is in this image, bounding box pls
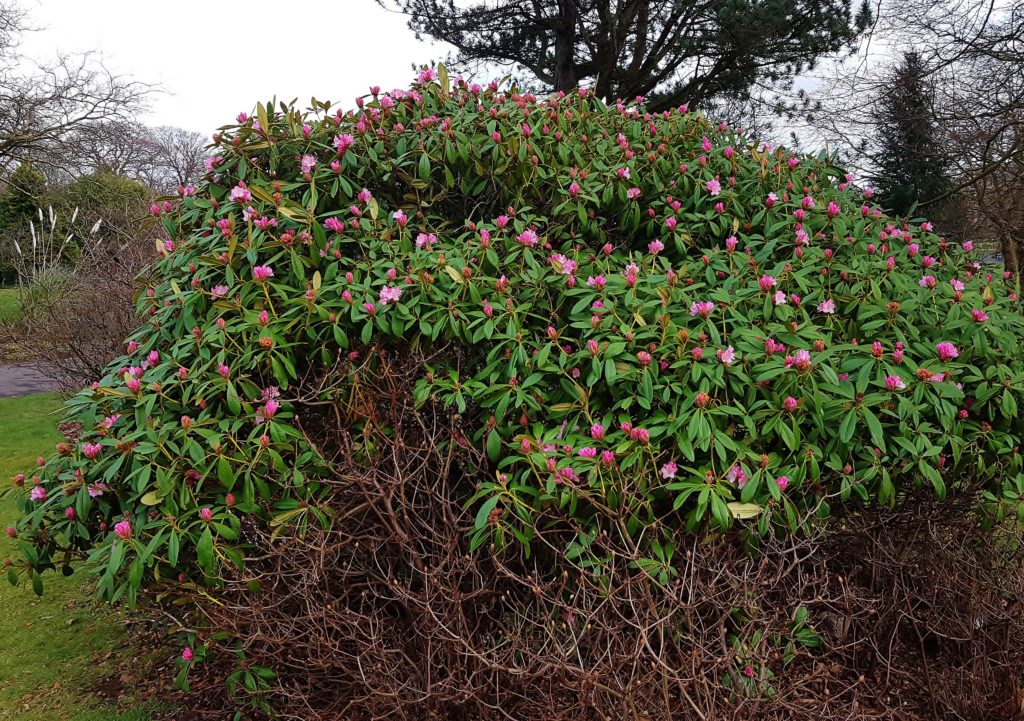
[17,0,449,134]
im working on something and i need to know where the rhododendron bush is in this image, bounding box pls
[5,69,1024,716]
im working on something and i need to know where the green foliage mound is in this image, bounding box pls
[6,70,1024,604]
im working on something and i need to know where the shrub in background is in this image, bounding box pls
[2,171,158,386]
[0,158,46,284]
[5,70,1024,718]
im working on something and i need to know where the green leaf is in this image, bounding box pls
[918,460,946,499]
[474,494,501,531]
[418,152,431,183]
[862,408,885,451]
[485,429,502,462]
[1002,390,1018,418]
[604,357,617,385]
[168,532,180,566]
[226,383,241,415]
[196,527,214,572]
[140,491,163,506]
[839,410,857,443]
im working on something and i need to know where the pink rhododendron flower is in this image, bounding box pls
[690,301,714,318]
[936,342,959,361]
[726,465,748,488]
[549,253,577,275]
[705,178,721,196]
[773,291,787,305]
[114,520,132,540]
[971,309,989,322]
[182,647,194,662]
[516,229,539,247]
[258,399,281,422]
[81,443,102,460]
[300,154,317,174]
[379,286,403,305]
[253,265,274,282]
[817,298,836,314]
[758,274,776,291]
[392,209,408,227]
[660,461,678,479]
[415,232,438,250]
[885,375,906,391]
[717,346,736,366]
[775,476,789,491]
[590,423,605,440]
[229,182,252,204]
[30,486,47,501]
[647,239,664,254]
[578,447,597,458]
[783,396,798,413]
[919,275,937,289]
[623,262,640,287]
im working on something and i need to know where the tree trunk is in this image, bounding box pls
[552,0,579,92]
[1001,233,1023,287]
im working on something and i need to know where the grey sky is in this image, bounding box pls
[18,0,449,134]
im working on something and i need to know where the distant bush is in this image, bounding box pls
[6,71,1024,718]
[4,203,156,389]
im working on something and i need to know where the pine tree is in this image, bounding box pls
[380,0,872,111]
[870,52,951,217]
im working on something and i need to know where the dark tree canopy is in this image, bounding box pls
[870,51,952,218]
[0,156,43,230]
[381,0,872,109]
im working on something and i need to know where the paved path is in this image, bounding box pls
[0,364,57,397]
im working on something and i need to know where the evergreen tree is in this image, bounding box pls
[0,157,45,230]
[380,0,872,111]
[870,52,951,217]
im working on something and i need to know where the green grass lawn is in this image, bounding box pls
[0,288,20,325]
[0,393,157,721]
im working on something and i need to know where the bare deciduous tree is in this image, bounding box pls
[144,125,208,191]
[0,1,151,175]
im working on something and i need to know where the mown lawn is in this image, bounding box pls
[0,393,156,721]
[0,288,19,325]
